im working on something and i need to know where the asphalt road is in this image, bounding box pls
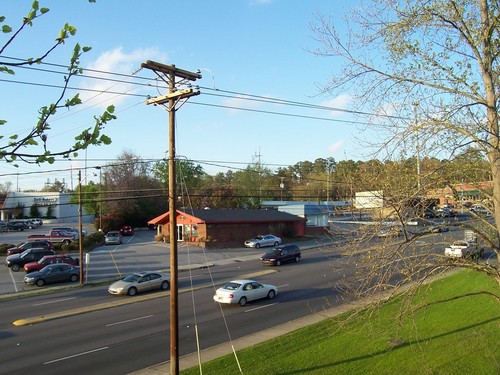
[1,242,356,374]
[1,216,497,374]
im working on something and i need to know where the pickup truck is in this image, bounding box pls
[27,229,76,245]
[444,240,484,259]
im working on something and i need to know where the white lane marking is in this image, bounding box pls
[105,314,154,327]
[245,302,279,312]
[43,347,109,364]
[8,270,19,293]
[33,297,77,306]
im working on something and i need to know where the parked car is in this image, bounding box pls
[435,208,457,217]
[52,226,87,237]
[24,264,80,287]
[429,225,450,233]
[213,279,278,306]
[120,226,134,236]
[444,240,484,259]
[470,205,491,216]
[6,240,54,256]
[244,234,282,248]
[108,271,170,296]
[6,221,27,231]
[377,226,403,238]
[24,254,79,273]
[420,209,436,218]
[5,248,55,272]
[260,244,301,266]
[31,218,43,226]
[105,231,122,245]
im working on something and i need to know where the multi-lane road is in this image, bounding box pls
[1,228,359,375]
[0,217,496,374]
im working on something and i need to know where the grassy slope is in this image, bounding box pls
[182,270,500,375]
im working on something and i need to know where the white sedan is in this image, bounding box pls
[213,279,278,306]
[244,234,282,248]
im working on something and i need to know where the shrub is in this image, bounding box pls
[0,243,16,255]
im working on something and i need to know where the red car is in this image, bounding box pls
[24,254,80,273]
[120,226,134,236]
[6,240,54,256]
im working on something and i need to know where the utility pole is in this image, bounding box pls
[141,60,201,375]
[78,170,83,286]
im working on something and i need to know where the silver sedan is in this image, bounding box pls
[244,234,282,248]
[108,271,170,296]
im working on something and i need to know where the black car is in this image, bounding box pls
[5,248,55,272]
[24,264,80,287]
[260,244,301,266]
[6,240,54,256]
[6,221,27,231]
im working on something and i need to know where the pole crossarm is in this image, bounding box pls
[141,60,202,81]
[146,88,200,106]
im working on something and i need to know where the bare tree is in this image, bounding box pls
[312,0,499,298]
[0,0,114,165]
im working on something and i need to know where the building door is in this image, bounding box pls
[176,224,183,241]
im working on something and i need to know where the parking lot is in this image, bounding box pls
[0,224,165,295]
[0,223,266,296]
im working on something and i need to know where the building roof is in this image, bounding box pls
[148,208,306,225]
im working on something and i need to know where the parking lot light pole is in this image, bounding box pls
[141,60,201,375]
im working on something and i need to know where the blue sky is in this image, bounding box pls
[1,0,369,191]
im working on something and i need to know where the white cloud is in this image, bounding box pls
[328,140,344,154]
[221,94,266,115]
[321,94,353,118]
[80,47,168,108]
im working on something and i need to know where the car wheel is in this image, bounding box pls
[276,260,281,266]
[255,243,260,249]
[36,279,45,287]
[70,274,78,282]
[128,287,138,296]
[239,297,247,306]
[295,256,300,262]
[273,241,279,246]
[161,281,170,290]
[267,290,276,299]
[63,240,71,246]
[11,264,20,272]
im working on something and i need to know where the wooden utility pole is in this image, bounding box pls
[141,60,201,375]
[78,170,83,286]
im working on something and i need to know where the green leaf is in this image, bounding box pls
[2,25,12,33]
[0,120,7,125]
[0,66,15,74]
[100,134,112,145]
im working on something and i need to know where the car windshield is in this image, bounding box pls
[223,282,241,290]
[253,236,264,240]
[265,249,280,255]
[123,274,141,282]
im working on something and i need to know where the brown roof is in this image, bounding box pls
[148,209,305,225]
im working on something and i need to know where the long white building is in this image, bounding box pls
[1,191,93,223]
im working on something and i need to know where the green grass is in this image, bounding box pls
[182,270,500,374]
